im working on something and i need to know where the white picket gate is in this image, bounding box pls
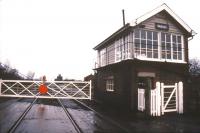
[149,81,183,116]
[0,80,92,99]
[150,82,161,116]
[138,88,145,111]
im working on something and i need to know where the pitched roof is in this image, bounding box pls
[94,3,196,50]
[130,3,195,35]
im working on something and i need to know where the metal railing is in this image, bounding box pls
[0,80,91,99]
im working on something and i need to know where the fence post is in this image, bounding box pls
[156,82,161,116]
[178,81,183,114]
[89,80,92,100]
[0,79,2,95]
[161,83,164,115]
[175,83,178,113]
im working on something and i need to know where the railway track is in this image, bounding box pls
[74,99,130,133]
[57,99,83,133]
[59,99,131,133]
[5,98,130,133]
[8,98,38,133]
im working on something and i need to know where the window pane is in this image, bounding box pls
[161,42,165,50]
[135,29,140,38]
[166,34,171,42]
[172,35,176,43]
[173,43,177,51]
[178,43,182,51]
[177,36,181,43]
[147,31,152,40]
[178,52,182,60]
[141,30,146,39]
[167,51,171,59]
[153,32,158,40]
[135,39,140,48]
[162,50,166,59]
[166,43,171,50]
[141,40,146,48]
[147,51,152,58]
[153,41,158,49]
[161,33,165,41]
[173,52,177,59]
[153,50,158,58]
[147,40,152,49]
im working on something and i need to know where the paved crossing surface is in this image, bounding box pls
[0,97,200,133]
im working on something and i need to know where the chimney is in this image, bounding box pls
[122,9,125,26]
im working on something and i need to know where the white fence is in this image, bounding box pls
[150,81,183,116]
[0,80,91,99]
[138,81,183,116]
[150,82,161,116]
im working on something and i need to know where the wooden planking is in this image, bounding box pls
[107,42,115,65]
[141,12,183,34]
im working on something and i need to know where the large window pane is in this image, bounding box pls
[153,41,158,49]
[166,34,171,42]
[134,29,158,59]
[172,35,176,43]
[173,51,177,59]
[177,36,181,43]
[141,30,146,39]
[135,29,140,38]
[147,31,152,40]
[161,33,165,41]
[178,52,182,60]
[153,32,158,40]
[147,40,152,49]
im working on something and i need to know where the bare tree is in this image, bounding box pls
[26,71,35,80]
[188,58,200,112]
[189,58,200,77]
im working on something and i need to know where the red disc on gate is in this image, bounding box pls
[39,84,48,94]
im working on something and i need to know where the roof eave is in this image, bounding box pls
[93,23,131,50]
[130,3,195,37]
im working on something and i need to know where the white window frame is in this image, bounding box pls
[100,48,106,67]
[134,29,159,59]
[115,34,131,63]
[106,76,114,92]
[134,29,186,63]
[160,32,184,62]
[115,39,121,62]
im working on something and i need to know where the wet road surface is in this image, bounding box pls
[60,99,126,133]
[0,98,32,133]
[1,97,200,133]
[14,99,77,133]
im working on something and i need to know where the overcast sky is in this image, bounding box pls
[0,0,199,80]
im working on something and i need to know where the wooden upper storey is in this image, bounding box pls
[94,4,195,68]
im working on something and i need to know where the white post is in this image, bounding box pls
[161,83,164,115]
[175,83,178,113]
[89,80,92,100]
[156,82,161,116]
[178,81,183,114]
[0,79,2,95]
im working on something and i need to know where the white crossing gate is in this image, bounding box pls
[150,81,183,116]
[161,83,178,115]
[138,88,145,111]
[0,80,92,99]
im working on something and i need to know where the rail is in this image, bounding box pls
[74,99,131,133]
[57,99,83,133]
[8,98,37,133]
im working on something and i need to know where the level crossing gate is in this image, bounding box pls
[0,80,92,99]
